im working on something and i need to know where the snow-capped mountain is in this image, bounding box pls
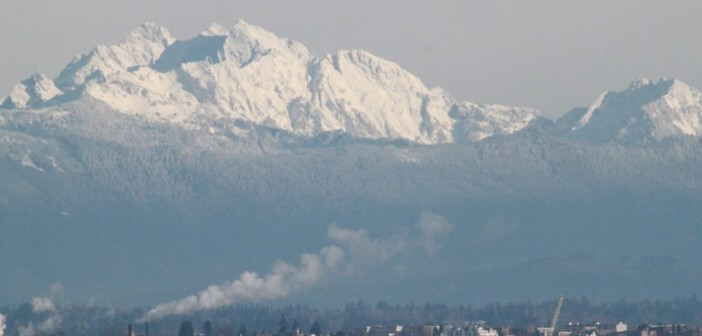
[3,21,702,308]
[2,72,62,109]
[1,21,539,144]
[557,78,702,143]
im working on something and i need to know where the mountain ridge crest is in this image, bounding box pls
[1,21,539,144]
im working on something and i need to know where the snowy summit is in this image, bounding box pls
[1,21,539,144]
[558,78,702,143]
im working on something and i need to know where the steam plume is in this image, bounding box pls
[18,284,64,336]
[144,211,451,320]
[18,315,64,336]
[144,246,343,320]
[31,297,56,314]
[0,313,6,336]
[417,211,453,255]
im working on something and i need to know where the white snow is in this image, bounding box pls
[1,21,538,144]
[54,22,175,91]
[4,83,31,108]
[395,149,421,164]
[5,22,702,145]
[560,78,702,143]
[20,151,44,172]
[31,72,62,101]
[451,102,539,141]
[1,72,61,108]
[575,91,609,131]
[47,156,62,172]
[83,67,201,123]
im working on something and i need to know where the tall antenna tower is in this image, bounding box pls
[549,295,565,336]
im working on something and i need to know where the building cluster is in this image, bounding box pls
[130,320,702,336]
[558,322,701,336]
[346,322,501,336]
[342,321,702,336]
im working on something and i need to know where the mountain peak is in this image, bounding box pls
[626,77,692,96]
[231,19,272,35]
[229,19,299,54]
[231,19,275,38]
[1,71,61,109]
[665,78,695,98]
[124,21,175,53]
[233,19,254,29]
[128,22,175,45]
[51,22,175,91]
[1,21,539,144]
[558,78,702,143]
[628,78,652,90]
[625,78,698,109]
[201,23,230,36]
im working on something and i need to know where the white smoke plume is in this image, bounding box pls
[144,246,344,320]
[144,211,452,321]
[416,211,453,255]
[31,297,56,314]
[18,315,64,336]
[0,313,6,336]
[327,224,405,264]
[18,322,37,336]
[18,284,64,336]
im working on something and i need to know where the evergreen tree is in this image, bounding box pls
[239,325,249,336]
[179,322,195,336]
[279,315,289,334]
[292,320,299,332]
[203,321,213,336]
[310,321,321,336]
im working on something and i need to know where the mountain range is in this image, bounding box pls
[2,21,702,309]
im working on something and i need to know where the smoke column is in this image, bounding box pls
[0,313,6,336]
[144,245,344,320]
[18,288,64,336]
[144,211,451,320]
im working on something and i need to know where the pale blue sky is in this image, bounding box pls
[1,0,701,118]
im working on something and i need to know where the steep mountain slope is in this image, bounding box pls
[1,21,539,144]
[557,78,702,143]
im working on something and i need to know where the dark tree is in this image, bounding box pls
[179,322,195,336]
[239,325,249,336]
[292,320,299,332]
[203,321,213,336]
[279,315,289,334]
[309,321,321,336]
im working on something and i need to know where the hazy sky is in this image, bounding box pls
[1,0,701,118]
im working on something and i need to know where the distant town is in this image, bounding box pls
[130,318,702,336]
[4,296,702,336]
[127,297,702,336]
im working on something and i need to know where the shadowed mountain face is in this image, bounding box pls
[2,22,702,308]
